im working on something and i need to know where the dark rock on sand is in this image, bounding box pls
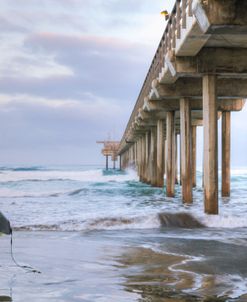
[158,212,204,228]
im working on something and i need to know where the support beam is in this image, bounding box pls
[192,126,197,188]
[180,98,193,203]
[222,111,231,197]
[164,139,166,180]
[179,134,182,185]
[145,98,245,113]
[166,48,247,79]
[119,155,122,170]
[175,134,179,184]
[166,112,175,197]
[203,75,218,214]
[151,78,247,100]
[150,128,158,186]
[138,139,142,181]
[157,120,165,187]
[136,141,140,178]
[135,142,137,168]
[147,132,152,184]
[106,155,109,171]
[145,132,150,183]
[141,135,146,182]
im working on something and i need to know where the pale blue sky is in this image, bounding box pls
[0,0,246,167]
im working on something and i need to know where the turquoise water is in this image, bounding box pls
[1,165,247,301]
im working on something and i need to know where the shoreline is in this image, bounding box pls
[1,231,247,301]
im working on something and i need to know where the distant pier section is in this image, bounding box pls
[117,0,247,214]
[97,141,120,170]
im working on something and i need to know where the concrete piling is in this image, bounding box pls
[180,98,193,203]
[203,75,218,214]
[166,112,175,197]
[157,120,165,187]
[222,111,231,197]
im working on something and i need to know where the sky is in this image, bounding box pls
[0,0,246,167]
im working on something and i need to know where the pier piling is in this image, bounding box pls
[222,111,231,197]
[192,126,197,188]
[157,120,165,187]
[203,75,218,214]
[180,98,193,203]
[166,112,175,197]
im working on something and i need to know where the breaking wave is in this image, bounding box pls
[13,212,204,232]
[0,168,137,183]
[0,166,46,172]
[12,211,247,232]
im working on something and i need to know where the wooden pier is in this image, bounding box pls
[117,0,247,214]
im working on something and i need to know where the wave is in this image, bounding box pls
[68,188,89,196]
[15,224,61,231]
[12,211,247,232]
[0,178,73,185]
[13,212,205,232]
[0,168,138,183]
[0,188,63,198]
[0,166,46,172]
[201,214,247,228]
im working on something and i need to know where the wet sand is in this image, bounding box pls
[1,231,247,302]
[0,231,138,302]
[119,246,247,302]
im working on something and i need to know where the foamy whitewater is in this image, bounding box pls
[1,165,247,301]
[1,165,247,231]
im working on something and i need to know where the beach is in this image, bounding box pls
[1,166,247,301]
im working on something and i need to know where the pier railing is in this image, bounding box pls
[119,0,194,153]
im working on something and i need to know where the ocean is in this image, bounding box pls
[0,165,247,302]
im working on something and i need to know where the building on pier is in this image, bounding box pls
[97,141,120,170]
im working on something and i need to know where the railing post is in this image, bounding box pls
[168,23,172,52]
[182,0,187,28]
[188,0,193,17]
[176,1,181,39]
[172,16,176,50]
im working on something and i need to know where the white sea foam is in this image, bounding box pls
[201,214,247,228]
[0,168,138,183]
[14,214,161,232]
[0,187,65,198]
[84,214,160,231]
